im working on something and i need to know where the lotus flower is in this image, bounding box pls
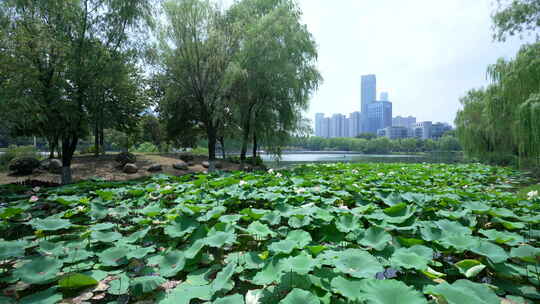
[276,173,283,178]
[239,180,247,186]
[32,187,40,192]
[267,168,274,174]
[527,190,538,200]
[29,196,39,202]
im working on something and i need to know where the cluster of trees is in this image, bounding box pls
[0,0,320,183]
[289,134,461,154]
[456,0,540,166]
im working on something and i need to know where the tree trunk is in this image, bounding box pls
[61,135,79,185]
[94,121,99,157]
[240,120,250,162]
[252,134,258,166]
[207,124,217,172]
[219,136,226,159]
[99,124,105,155]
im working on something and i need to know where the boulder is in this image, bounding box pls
[147,164,162,172]
[201,161,210,168]
[48,159,62,173]
[187,161,195,166]
[8,157,40,175]
[123,163,138,174]
[173,161,188,170]
[115,152,136,166]
[179,154,195,162]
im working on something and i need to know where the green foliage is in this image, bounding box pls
[0,145,41,170]
[134,142,159,153]
[492,0,540,41]
[0,162,539,302]
[456,42,540,167]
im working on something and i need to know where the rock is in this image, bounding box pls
[47,159,62,174]
[201,161,210,168]
[187,161,195,166]
[179,154,195,162]
[147,164,162,172]
[115,152,136,166]
[8,157,40,175]
[123,163,138,174]
[215,161,223,169]
[173,161,188,170]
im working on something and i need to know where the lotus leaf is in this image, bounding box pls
[14,256,63,284]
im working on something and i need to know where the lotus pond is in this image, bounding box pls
[0,163,539,303]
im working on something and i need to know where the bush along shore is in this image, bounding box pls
[0,163,539,303]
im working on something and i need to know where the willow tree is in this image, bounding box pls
[493,0,540,41]
[226,0,321,162]
[156,0,237,162]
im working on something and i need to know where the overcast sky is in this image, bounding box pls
[288,0,528,125]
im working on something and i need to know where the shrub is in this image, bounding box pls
[0,145,41,171]
[8,157,41,175]
[134,142,159,153]
[115,152,136,166]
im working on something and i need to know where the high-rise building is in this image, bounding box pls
[367,101,392,134]
[377,126,409,139]
[321,118,330,138]
[361,75,377,133]
[315,113,325,137]
[392,116,416,128]
[431,122,452,139]
[330,114,345,138]
[380,92,389,101]
[349,112,361,137]
[412,121,432,139]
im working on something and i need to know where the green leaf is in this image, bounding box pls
[282,252,315,274]
[205,231,236,247]
[479,229,524,245]
[30,217,71,231]
[156,251,186,277]
[358,226,392,250]
[335,214,360,233]
[58,273,98,289]
[470,240,508,263]
[164,215,199,238]
[213,294,245,304]
[279,288,320,304]
[14,257,63,284]
[454,260,486,278]
[98,246,130,266]
[212,262,237,292]
[391,248,430,271]
[510,245,540,263]
[359,279,428,304]
[330,276,364,301]
[91,230,122,243]
[286,230,312,247]
[425,279,499,304]
[109,273,130,295]
[269,239,297,254]
[131,276,166,295]
[20,287,62,304]
[0,240,27,259]
[333,249,384,279]
[247,221,275,238]
[124,227,151,243]
[160,283,214,304]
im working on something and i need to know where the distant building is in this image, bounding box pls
[367,101,392,134]
[392,116,416,128]
[431,122,452,139]
[412,121,432,139]
[315,113,325,137]
[342,117,350,138]
[330,114,346,138]
[321,118,330,138]
[380,92,389,101]
[349,111,361,137]
[377,126,409,139]
[361,75,377,133]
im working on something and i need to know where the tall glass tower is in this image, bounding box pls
[361,74,377,113]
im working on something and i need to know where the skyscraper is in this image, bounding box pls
[330,114,345,138]
[315,113,325,137]
[349,111,361,137]
[361,74,377,113]
[361,74,377,133]
[380,92,389,101]
[367,101,392,134]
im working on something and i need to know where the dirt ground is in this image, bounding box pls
[0,153,243,185]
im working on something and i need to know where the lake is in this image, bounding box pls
[260,152,464,167]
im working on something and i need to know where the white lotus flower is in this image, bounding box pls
[528,190,538,200]
[239,180,247,186]
[163,185,173,191]
[295,187,306,194]
[377,173,384,177]
[352,169,359,174]
[267,168,274,174]
[276,173,283,178]
[339,205,349,210]
[29,195,39,202]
